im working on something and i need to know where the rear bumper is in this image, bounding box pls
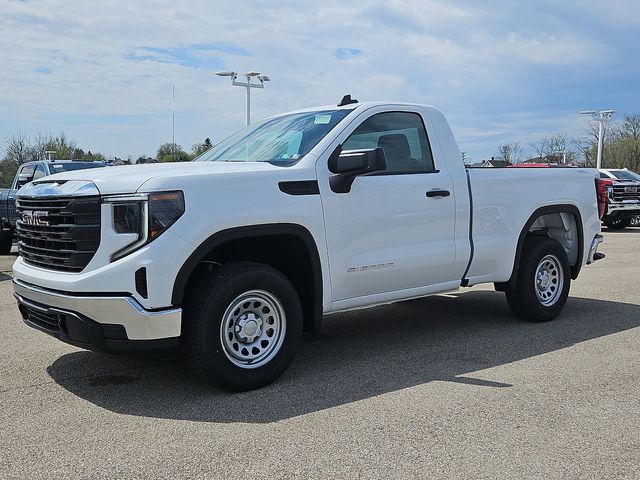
[587,234,605,264]
[13,279,181,352]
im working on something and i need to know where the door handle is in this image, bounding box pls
[426,189,450,198]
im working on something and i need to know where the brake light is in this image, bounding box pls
[595,178,614,219]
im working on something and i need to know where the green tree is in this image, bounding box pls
[579,115,640,170]
[0,160,18,188]
[191,137,213,158]
[3,132,106,173]
[620,114,640,172]
[157,143,189,162]
[83,150,106,161]
[43,132,79,160]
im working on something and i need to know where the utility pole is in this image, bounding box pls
[580,110,615,169]
[460,151,467,164]
[172,82,176,161]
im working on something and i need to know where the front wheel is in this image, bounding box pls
[604,217,630,230]
[505,236,571,322]
[183,262,303,391]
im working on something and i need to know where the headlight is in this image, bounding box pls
[148,191,185,239]
[104,191,185,261]
[113,203,143,234]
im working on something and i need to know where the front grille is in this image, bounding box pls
[612,184,640,202]
[15,196,101,272]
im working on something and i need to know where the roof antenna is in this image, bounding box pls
[338,94,358,107]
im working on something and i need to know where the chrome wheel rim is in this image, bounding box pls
[220,290,286,369]
[534,254,564,307]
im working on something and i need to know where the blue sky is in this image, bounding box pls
[1,0,639,162]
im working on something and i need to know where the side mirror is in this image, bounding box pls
[16,173,33,188]
[328,147,386,193]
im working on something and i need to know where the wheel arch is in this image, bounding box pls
[499,204,584,290]
[172,223,323,334]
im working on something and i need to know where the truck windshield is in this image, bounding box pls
[194,109,353,165]
[610,170,640,181]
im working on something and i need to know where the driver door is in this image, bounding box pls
[317,107,458,305]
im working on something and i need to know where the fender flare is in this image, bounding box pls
[505,204,584,288]
[171,223,324,333]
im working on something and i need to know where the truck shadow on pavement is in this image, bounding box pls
[47,291,640,423]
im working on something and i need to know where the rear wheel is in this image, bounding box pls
[183,262,303,391]
[604,217,630,230]
[0,228,12,255]
[506,236,571,322]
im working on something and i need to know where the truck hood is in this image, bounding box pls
[34,161,281,195]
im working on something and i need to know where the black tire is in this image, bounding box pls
[604,217,630,230]
[505,236,571,322]
[0,228,12,255]
[183,262,303,391]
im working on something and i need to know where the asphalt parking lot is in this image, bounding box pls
[1,229,639,479]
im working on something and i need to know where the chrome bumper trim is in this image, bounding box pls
[607,202,640,212]
[12,279,181,340]
[587,234,604,264]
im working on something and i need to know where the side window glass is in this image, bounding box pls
[14,165,35,188]
[33,164,47,180]
[20,165,35,177]
[342,112,435,174]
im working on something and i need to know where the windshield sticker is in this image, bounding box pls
[314,114,332,125]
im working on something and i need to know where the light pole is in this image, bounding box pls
[215,71,270,125]
[580,110,615,169]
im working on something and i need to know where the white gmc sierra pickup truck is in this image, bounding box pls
[13,98,605,391]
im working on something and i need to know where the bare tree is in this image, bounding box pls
[529,138,549,162]
[528,134,578,164]
[30,133,51,161]
[3,132,31,165]
[545,133,578,163]
[495,141,523,164]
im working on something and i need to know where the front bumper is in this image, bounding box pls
[13,279,181,352]
[605,201,640,218]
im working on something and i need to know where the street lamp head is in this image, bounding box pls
[244,71,261,77]
[257,75,270,82]
[579,110,596,115]
[600,109,615,116]
[215,71,237,77]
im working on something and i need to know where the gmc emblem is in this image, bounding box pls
[624,186,638,193]
[21,210,50,226]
